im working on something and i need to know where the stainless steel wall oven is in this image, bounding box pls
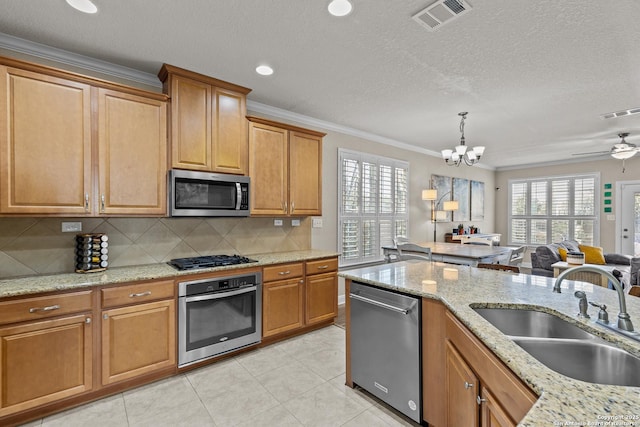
[178,271,262,367]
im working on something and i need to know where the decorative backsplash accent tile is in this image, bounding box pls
[0,217,311,279]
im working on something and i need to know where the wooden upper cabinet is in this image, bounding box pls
[0,66,92,214]
[249,121,288,215]
[0,56,169,217]
[159,64,251,175]
[97,88,167,215]
[289,131,322,215]
[248,116,324,216]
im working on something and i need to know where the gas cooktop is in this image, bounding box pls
[168,254,258,271]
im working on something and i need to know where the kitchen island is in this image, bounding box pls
[339,260,640,426]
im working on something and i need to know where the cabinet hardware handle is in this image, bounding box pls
[317,265,329,270]
[101,194,105,212]
[477,395,486,405]
[85,317,92,324]
[284,201,288,213]
[129,291,152,298]
[84,193,90,212]
[291,202,295,213]
[278,271,291,275]
[29,304,60,313]
[103,314,108,319]
[464,382,473,389]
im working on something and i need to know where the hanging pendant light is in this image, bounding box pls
[441,112,485,166]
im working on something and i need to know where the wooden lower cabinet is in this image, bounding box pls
[422,299,537,426]
[306,271,338,325]
[101,299,176,385]
[446,341,480,427]
[263,258,338,339]
[0,313,93,417]
[263,278,305,337]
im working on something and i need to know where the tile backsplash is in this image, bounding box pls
[0,217,311,278]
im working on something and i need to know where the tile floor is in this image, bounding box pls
[20,324,419,427]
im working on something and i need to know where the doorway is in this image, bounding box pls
[616,181,640,256]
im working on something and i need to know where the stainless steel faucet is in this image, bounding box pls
[554,266,634,332]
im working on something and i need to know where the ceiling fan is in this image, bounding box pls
[573,132,639,172]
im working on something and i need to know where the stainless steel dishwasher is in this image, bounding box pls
[349,281,421,423]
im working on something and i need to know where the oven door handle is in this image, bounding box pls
[184,285,257,303]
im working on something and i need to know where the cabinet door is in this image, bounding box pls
[262,278,304,337]
[289,131,322,215]
[480,387,516,427]
[249,122,288,215]
[305,272,337,325]
[0,314,92,416]
[101,299,176,385]
[446,341,479,427]
[0,66,92,214]
[97,88,167,215]
[169,75,211,170]
[212,88,247,175]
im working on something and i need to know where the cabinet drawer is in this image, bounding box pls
[101,280,175,309]
[263,262,304,282]
[306,258,338,275]
[0,291,93,326]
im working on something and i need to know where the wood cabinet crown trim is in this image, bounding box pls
[0,55,168,101]
[158,63,251,94]
[246,116,326,138]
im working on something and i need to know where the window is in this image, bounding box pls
[338,149,409,266]
[508,174,599,246]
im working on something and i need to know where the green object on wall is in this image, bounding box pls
[604,199,612,205]
[604,207,612,213]
[604,183,612,189]
[604,191,612,197]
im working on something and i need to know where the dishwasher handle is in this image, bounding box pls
[349,293,411,315]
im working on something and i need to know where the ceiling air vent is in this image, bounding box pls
[600,107,640,120]
[412,0,472,32]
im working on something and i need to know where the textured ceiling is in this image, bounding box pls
[2,0,640,169]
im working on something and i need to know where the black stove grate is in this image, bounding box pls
[168,255,258,271]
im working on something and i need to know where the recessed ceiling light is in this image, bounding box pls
[66,0,98,14]
[328,0,353,17]
[256,65,274,76]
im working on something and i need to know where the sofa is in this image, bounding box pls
[530,240,637,288]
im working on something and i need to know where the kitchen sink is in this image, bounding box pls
[472,307,640,387]
[513,337,640,387]
[473,308,594,339]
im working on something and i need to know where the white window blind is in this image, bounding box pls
[508,173,599,246]
[338,149,409,266]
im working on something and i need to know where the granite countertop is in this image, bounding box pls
[339,261,640,426]
[0,250,339,298]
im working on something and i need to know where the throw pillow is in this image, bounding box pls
[578,244,606,265]
[561,240,580,253]
[535,244,562,270]
[558,247,568,261]
[604,253,632,265]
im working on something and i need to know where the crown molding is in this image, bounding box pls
[0,32,162,88]
[495,153,612,172]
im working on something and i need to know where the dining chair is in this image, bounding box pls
[507,245,526,266]
[476,263,520,273]
[396,242,432,261]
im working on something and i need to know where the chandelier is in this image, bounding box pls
[441,112,485,166]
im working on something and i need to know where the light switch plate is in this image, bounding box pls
[291,219,301,227]
[274,219,283,226]
[61,221,82,232]
[312,218,323,228]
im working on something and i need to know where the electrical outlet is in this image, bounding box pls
[607,214,616,221]
[312,218,323,228]
[291,219,301,227]
[61,222,82,232]
[274,219,283,226]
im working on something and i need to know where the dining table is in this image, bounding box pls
[382,241,513,266]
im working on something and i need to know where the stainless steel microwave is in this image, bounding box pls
[168,169,250,217]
